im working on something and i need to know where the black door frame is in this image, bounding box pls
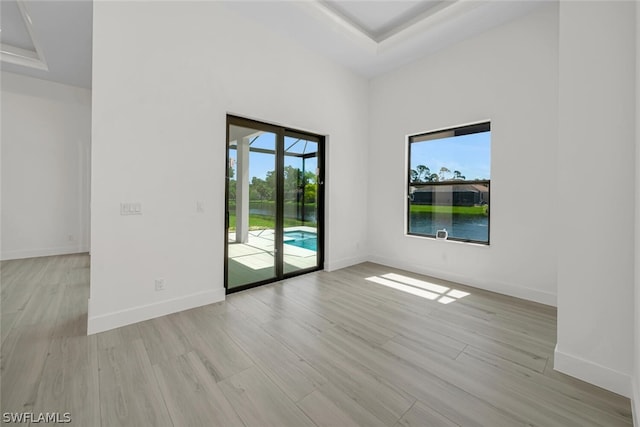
[225,115,325,294]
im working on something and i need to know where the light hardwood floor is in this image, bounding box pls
[1,254,633,426]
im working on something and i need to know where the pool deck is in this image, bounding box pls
[227,227,318,289]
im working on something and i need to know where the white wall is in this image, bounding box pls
[556,1,635,398]
[634,1,640,422]
[1,72,91,260]
[89,2,369,333]
[367,4,559,306]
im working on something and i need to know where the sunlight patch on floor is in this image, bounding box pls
[366,273,470,304]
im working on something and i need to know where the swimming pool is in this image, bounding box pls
[284,230,317,251]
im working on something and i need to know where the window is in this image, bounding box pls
[407,122,491,244]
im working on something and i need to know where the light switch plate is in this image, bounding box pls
[120,202,142,215]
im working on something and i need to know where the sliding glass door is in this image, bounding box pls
[226,121,279,288]
[282,133,321,275]
[225,116,324,293]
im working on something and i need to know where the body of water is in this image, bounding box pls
[284,230,317,251]
[409,213,488,243]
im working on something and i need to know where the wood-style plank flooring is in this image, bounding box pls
[1,254,633,426]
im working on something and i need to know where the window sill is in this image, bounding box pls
[404,232,490,247]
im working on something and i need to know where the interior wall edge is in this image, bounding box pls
[632,376,639,427]
[325,254,370,272]
[554,344,632,399]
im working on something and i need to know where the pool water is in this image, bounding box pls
[284,231,317,251]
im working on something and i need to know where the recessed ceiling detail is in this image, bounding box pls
[0,1,540,88]
[320,0,450,42]
[225,0,544,77]
[1,0,48,71]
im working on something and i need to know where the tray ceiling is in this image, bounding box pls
[0,1,543,88]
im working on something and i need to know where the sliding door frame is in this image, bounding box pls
[225,115,325,294]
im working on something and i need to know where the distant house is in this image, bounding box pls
[412,182,489,206]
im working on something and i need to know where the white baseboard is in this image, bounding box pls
[325,254,369,272]
[367,254,557,307]
[87,288,225,335]
[1,245,90,261]
[554,345,632,398]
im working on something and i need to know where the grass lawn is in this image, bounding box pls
[410,204,488,215]
[228,213,315,231]
[229,201,317,210]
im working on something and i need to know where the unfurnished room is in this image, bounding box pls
[1,0,640,426]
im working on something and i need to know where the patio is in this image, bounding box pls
[227,227,318,289]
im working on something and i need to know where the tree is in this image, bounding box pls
[411,165,442,183]
[227,159,235,180]
[439,167,451,181]
[250,176,273,200]
[411,165,433,183]
[228,180,236,201]
[452,170,466,180]
[283,166,301,195]
[417,165,430,182]
[303,183,317,204]
[264,170,277,200]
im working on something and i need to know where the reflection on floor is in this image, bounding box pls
[228,227,318,289]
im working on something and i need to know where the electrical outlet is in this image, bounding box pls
[68,234,75,242]
[154,278,166,291]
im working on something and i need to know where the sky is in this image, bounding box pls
[410,131,491,181]
[229,133,319,181]
[229,130,490,182]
